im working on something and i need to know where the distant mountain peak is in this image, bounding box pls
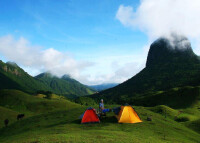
[89,83,119,91]
[61,74,78,83]
[36,73,74,80]
[35,72,56,78]
[146,35,196,67]
[6,61,19,67]
[62,74,71,79]
[153,34,192,51]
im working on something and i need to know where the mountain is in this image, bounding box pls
[91,35,200,105]
[35,73,94,97]
[0,60,51,93]
[89,83,119,91]
[0,60,94,97]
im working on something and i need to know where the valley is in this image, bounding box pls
[0,36,200,142]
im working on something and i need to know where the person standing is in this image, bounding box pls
[99,99,110,113]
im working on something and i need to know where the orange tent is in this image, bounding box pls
[81,108,100,124]
[117,105,142,123]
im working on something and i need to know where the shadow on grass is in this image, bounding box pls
[72,115,118,124]
[72,119,81,124]
[100,116,118,123]
[70,115,118,130]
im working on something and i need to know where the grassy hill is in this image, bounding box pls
[0,89,81,116]
[132,86,200,108]
[0,89,200,142]
[0,106,19,128]
[0,105,200,142]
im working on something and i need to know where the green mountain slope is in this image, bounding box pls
[91,36,200,104]
[131,86,200,108]
[35,73,94,97]
[0,61,51,93]
[0,61,94,97]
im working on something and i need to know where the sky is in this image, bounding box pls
[0,0,200,85]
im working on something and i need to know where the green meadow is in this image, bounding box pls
[0,89,200,143]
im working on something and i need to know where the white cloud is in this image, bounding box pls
[0,35,145,85]
[0,35,93,80]
[83,52,147,85]
[114,0,200,86]
[116,5,135,27]
[116,0,200,51]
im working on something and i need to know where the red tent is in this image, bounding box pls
[81,108,100,124]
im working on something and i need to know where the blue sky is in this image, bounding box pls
[0,0,146,52]
[0,0,148,84]
[0,0,199,85]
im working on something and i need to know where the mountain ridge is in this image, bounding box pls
[0,60,94,97]
[89,83,119,91]
[35,72,94,97]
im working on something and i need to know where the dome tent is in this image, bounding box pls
[81,107,100,124]
[117,105,142,123]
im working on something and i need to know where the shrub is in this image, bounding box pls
[175,116,190,122]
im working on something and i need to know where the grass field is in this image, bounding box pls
[0,89,200,143]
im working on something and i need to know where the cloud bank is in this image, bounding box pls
[84,55,145,85]
[116,0,200,45]
[0,35,93,79]
[0,35,145,85]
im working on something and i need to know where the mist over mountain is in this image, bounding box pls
[0,60,94,97]
[90,35,200,104]
[6,61,19,67]
[35,72,94,98]
[146,34,196,67]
